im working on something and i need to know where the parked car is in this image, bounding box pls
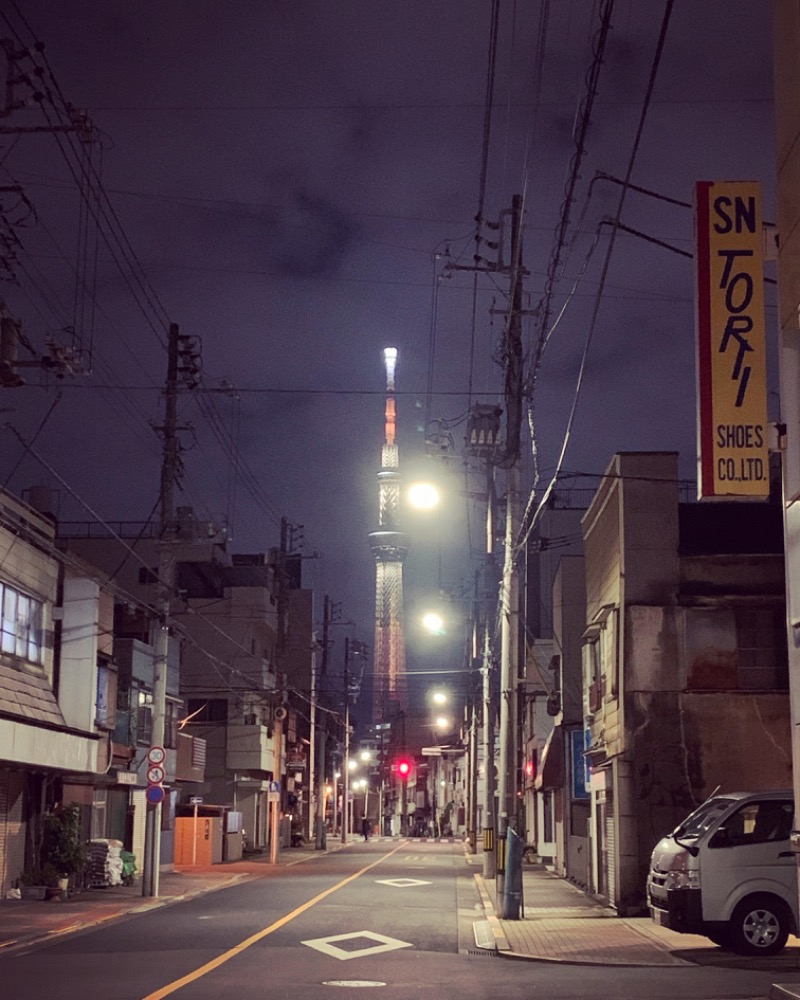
[647,789,796,955]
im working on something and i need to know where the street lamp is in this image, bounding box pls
[407,481,441,510]
[421,611,446,636]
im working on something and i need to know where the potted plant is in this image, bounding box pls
[41,805,87,895]
[17,865,56,900]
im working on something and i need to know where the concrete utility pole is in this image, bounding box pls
[143,322,180,898]
[314,596,332,849]
[482,628,496,879]
[496,194,526,918]
[467,411,501,878]
[341,638,352,843]
[772,0,800,925]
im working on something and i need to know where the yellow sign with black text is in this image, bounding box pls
[695,181,769,499]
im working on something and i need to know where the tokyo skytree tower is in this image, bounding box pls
[369,347,409,720]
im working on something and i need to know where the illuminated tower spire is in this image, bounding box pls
[369,347,408,720]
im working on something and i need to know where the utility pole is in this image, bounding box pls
[143,322,179,898]
[314,595,332,849]
[142,322,200,897]
[496,194,526,918]
[341,637,351,843]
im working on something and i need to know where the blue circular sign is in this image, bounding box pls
[146,784,165,805]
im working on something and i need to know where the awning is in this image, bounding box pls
[534,726,564,791]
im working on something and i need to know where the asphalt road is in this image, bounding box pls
[0,840,796,1000]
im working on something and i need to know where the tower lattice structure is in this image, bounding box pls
[369,347,409,722]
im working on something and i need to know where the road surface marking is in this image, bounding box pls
[323,981,387,988]
[143,842,405,999]
[303,929,412,960]
[374,878,431,887]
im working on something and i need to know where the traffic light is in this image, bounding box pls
[397,759,411,780]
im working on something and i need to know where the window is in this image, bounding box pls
[165,699,181,749]
[583,637,602,713]
[735,608,788,690]
[91,788,107,841]
[95,658,117,730]
[136,688,153,745]
[716,799,793,846]
[0,581,44,664]
[185,698,228,723]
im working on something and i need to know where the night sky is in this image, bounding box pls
[0,3,778,715]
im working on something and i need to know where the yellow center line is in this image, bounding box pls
[143,841,407,999]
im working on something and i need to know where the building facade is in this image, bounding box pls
[0,490,100,896]
[581,452,790,914]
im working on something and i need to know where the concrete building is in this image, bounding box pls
[581,452,790,914]
[518,496,587,866]
[0,490,101,896]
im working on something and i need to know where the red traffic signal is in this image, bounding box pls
[397,759,411,779]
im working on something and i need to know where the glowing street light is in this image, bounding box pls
[422,611,446,635]
[431,691,448,706]
[407,481,440,510]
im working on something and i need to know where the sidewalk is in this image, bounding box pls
[468,855,800,974]
[0,843,339,954]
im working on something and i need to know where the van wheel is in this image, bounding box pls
[729,895,790,956]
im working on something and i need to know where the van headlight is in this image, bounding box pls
[664,869,700,890]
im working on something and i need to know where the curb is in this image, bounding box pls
[473,874,509,953]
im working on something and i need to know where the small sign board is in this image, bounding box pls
[147,746,166,766]
[189,796,203,805]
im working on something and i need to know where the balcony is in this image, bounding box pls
[226,723,277,774]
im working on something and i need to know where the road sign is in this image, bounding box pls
[146,764,165,785]
[147,746,166,766]
[189,796,203,805]
[146,784,165,805]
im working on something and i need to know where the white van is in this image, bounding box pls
[647,790,796,955]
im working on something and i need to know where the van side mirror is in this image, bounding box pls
[709,826,730,848]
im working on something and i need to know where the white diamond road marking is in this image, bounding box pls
[303,930,413,961]
[374,877,432,888]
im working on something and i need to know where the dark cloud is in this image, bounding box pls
[0,1,778,638]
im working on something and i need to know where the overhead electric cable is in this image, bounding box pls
[519,0,676,550]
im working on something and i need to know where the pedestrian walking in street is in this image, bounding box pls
[361,817,371,841]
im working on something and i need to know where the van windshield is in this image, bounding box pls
[674,797,735,839]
